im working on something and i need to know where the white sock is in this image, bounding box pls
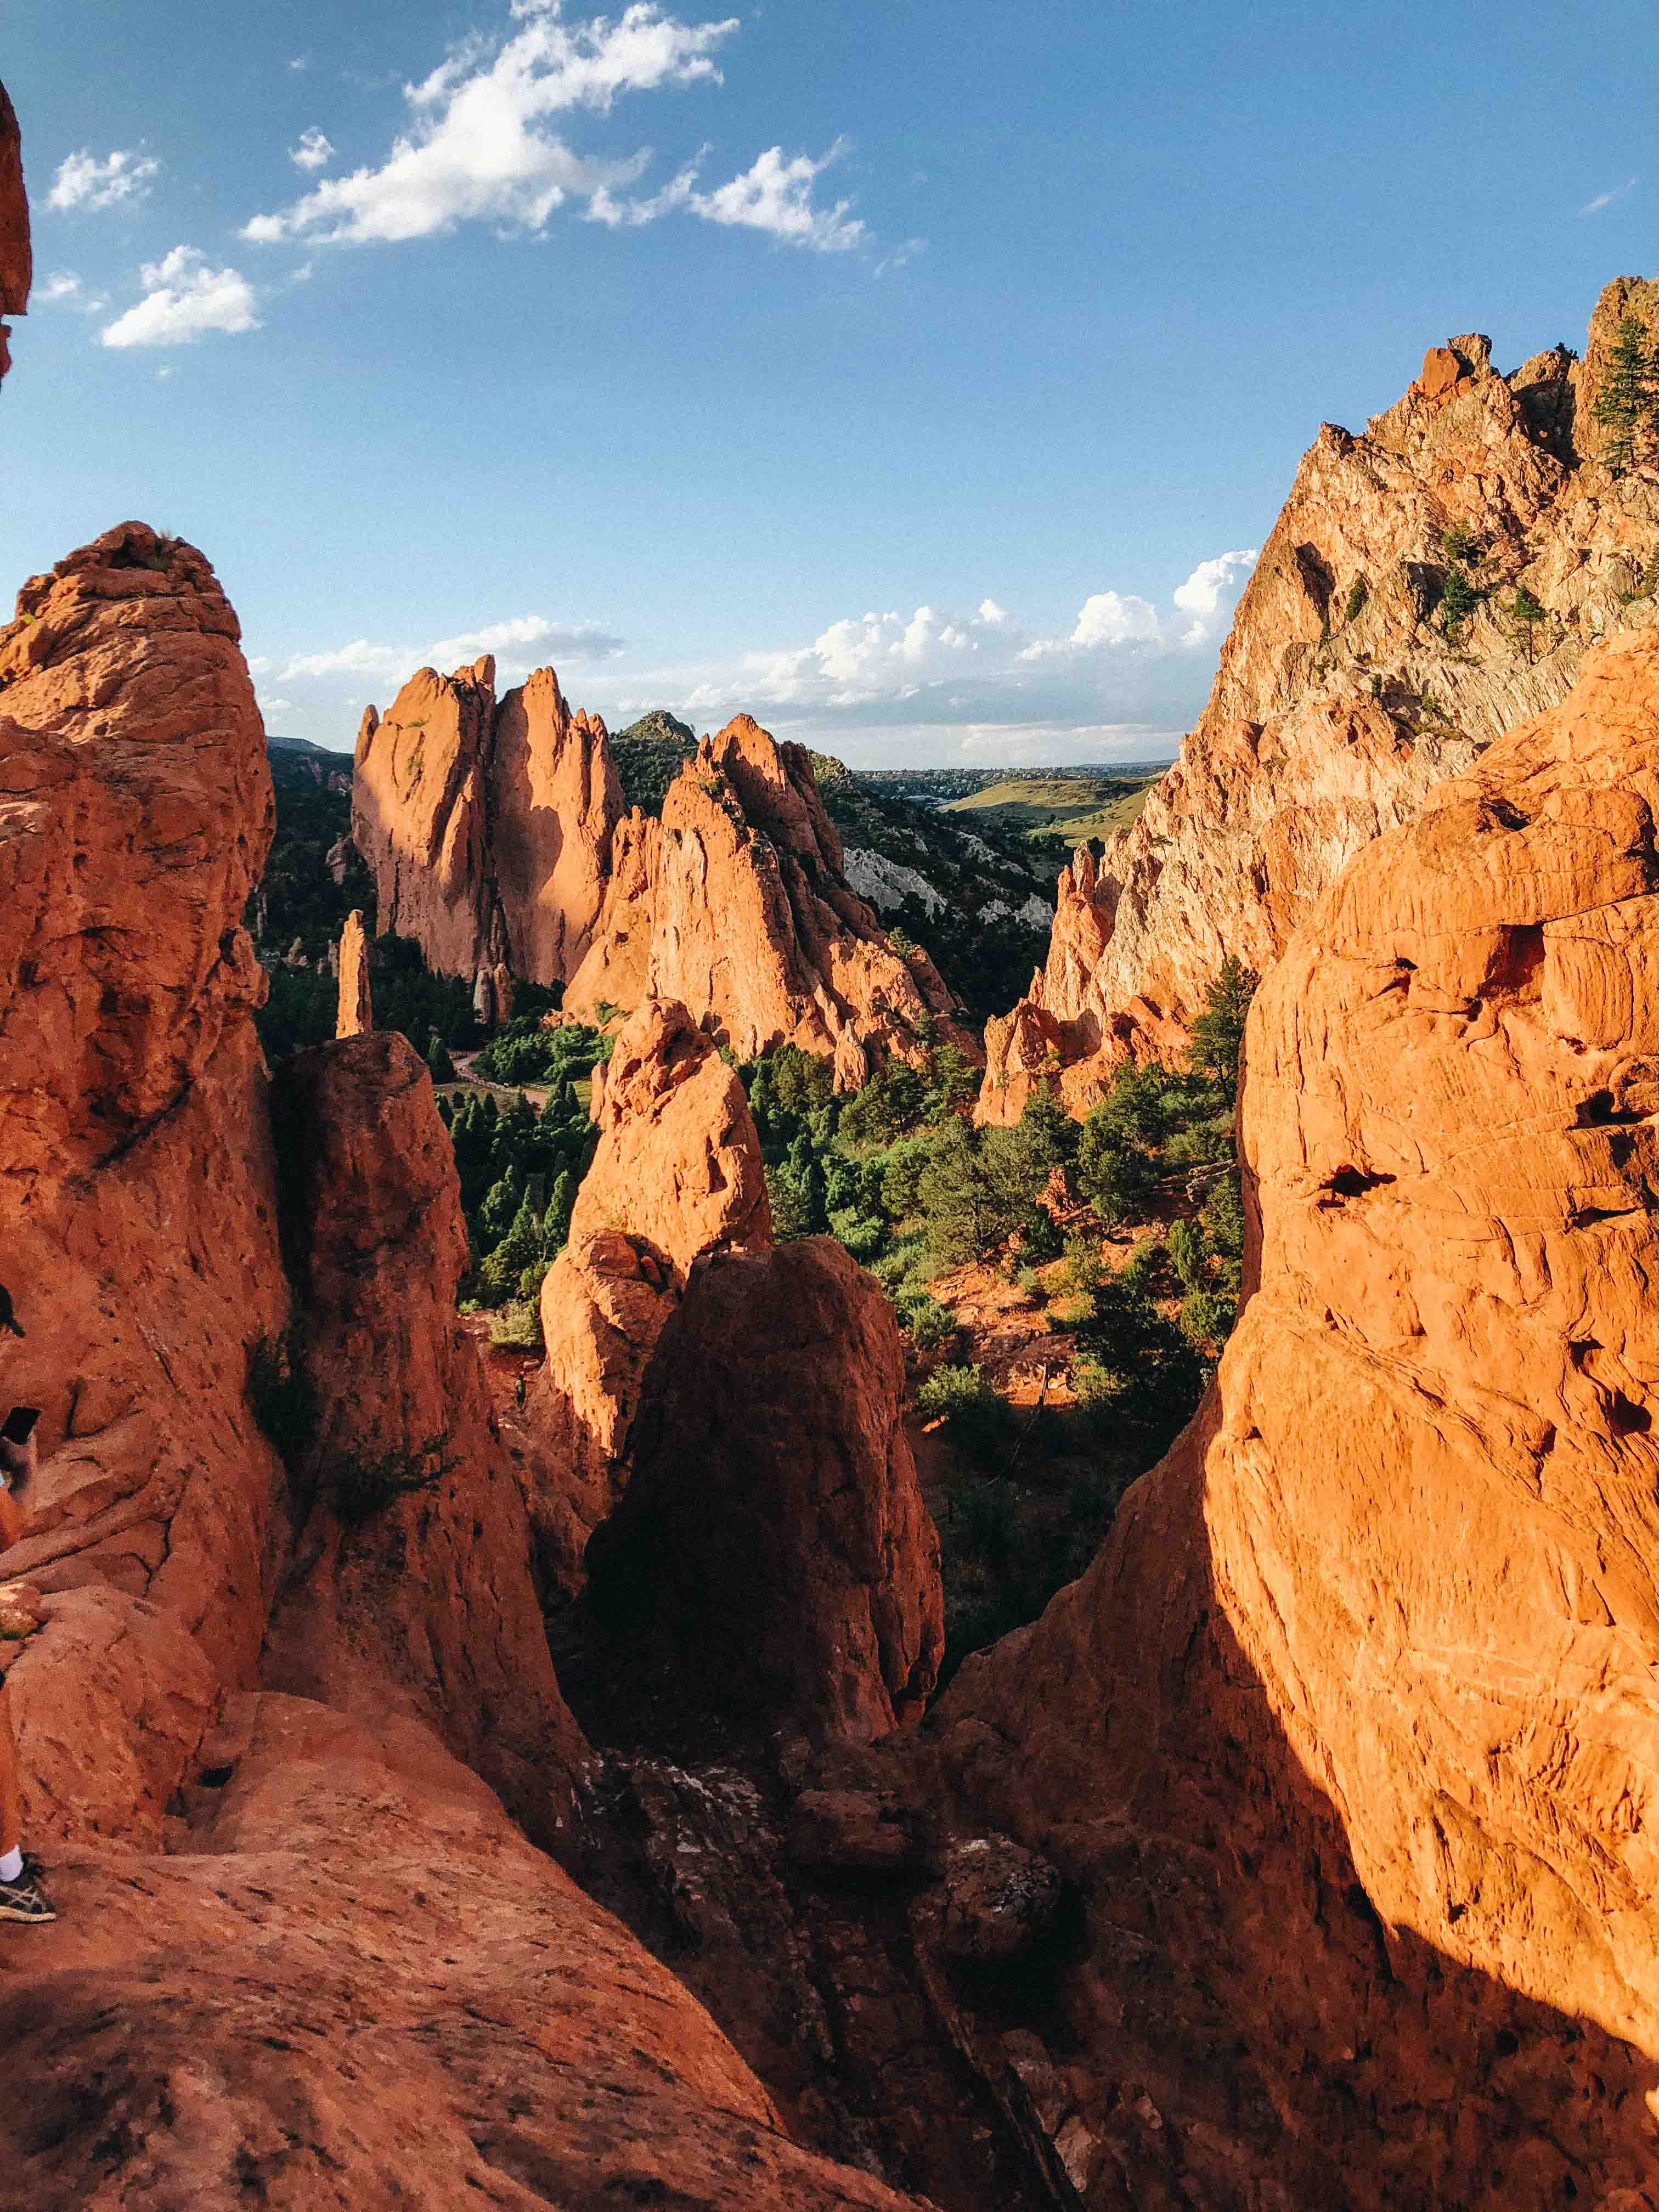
[0,1847,22,1883]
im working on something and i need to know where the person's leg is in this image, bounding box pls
[0,1682,22,1870]
[0,1681,51,1920]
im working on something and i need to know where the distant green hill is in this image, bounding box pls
[610,709,698,815]
[943,769,1162,845]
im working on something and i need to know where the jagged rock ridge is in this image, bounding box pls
[566,714,979,1085]
[982,284,1659,1120]
[352,653,621,995]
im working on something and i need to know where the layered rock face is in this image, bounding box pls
[589,1237,945,1740]
[0,78,27,386]
[982,287,1659,1121]
[352,653,620,991]
[528,997,771,1587]
[941,628,1659,2202]
[567,715,975,1085]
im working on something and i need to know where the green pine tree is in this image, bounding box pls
[1440,563,1480,639]
[1593,312,1655,475]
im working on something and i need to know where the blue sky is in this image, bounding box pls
[3,1,1655,764]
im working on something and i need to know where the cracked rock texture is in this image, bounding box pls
[982,285,1659,1122]
[589,1237,945,1741]
[941,625,1659,2205]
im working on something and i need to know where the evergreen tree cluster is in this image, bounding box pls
[1593,311,1659,476]
[435,1025,607,1318]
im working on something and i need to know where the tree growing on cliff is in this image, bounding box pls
[1188,957,1256,1104]
[1439,562,1480,640]
[1509,585,1547,664]
[1593,312,1656,476]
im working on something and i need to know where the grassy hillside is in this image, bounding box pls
[943,768,1164,845]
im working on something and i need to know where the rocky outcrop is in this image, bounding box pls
[3,1692,940,2212]
[568,715,977,1086]
[981,285,1659,1122]
[588,1238,944,1740]
[527,998,771,1587]
[0,524,286,1743]
[352,654,620,989]
[334,905,371,1035]
[940,627,1659,2203]
[0,78,27,387]
[263,1030,588,1844]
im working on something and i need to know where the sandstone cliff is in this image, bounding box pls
[567,715,978,1085]
[940,626,1659,2203]
[983,285,1659,1121]
[352,653,620,992]
[0,78,27,386]
[334,905,371,1035]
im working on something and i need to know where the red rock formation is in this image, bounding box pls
[352,654,620,989]
[1,1691,939,2212]
[528,998,771,1586]
[981,287,1659,1122]
[0,78,28,387]
[263,1030,588,1844]
[0,528,944,2210]
[569,716,977,1086]
[334,905,371,1035]
[940,627,1659,2202]
[0,526,287,1746]
[588,1238,944,1740]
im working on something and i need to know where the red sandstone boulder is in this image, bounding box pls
[941,627,1659,2203]
[263,1030,588,1844]
[587,1238,944,1741]
[980,283,1659,1121]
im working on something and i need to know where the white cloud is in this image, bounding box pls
[38,270,106,311]
[664,551,1259,751]
[277,614,627,688]
[100,247,261,349]
[1579,176,1637,217]
[687,142,863,251]
[290,128,336,172]
[47,148,160,212]
[242,4,740,246]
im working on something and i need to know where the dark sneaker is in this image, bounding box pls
[0,1871,54,1924]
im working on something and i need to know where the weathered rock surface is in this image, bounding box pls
[982,285,1659,1121]
[352,654,620,989]
[528,998,771,1588]
[567,716,977,1085]
[1,1692,941,2212]
[0,78,27,386]
[264,1030,588,1846]
[588,1238,944,1740]
[941,627,1659,2203]
[334,905,371,1035]
[0,524,288,1760]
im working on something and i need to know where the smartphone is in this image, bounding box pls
[1,1406,39,1446]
